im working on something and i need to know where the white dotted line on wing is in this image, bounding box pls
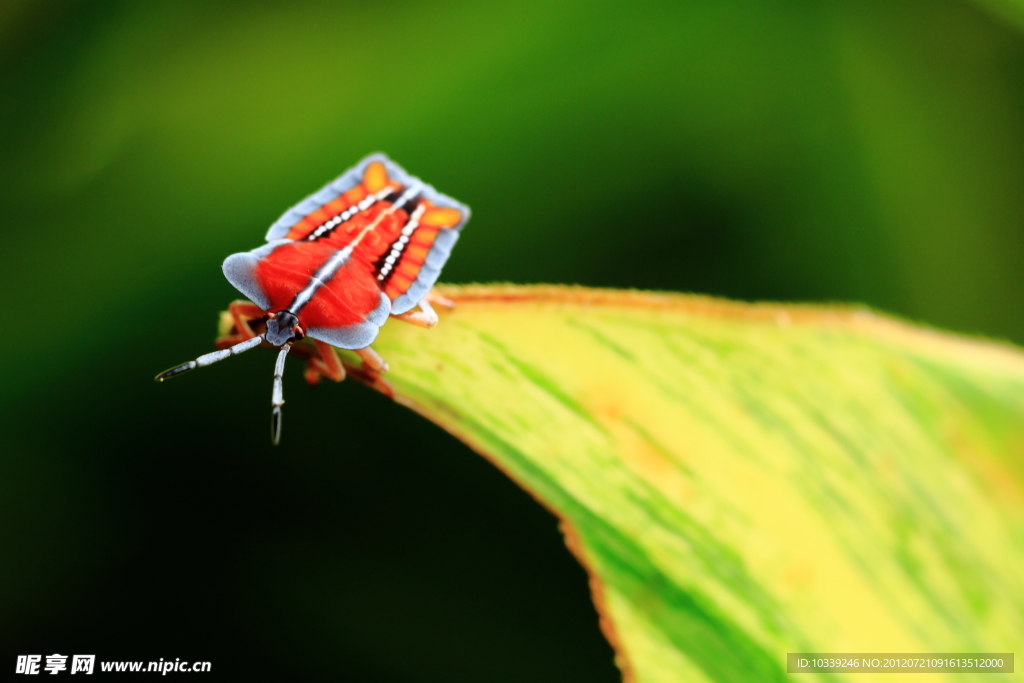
[390,228,459,315]
[306,186,395,241]
[378,204,427,282]
[264,153,470,243]
[285,184,422,315]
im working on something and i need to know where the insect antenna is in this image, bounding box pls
[270,344,291,445]
[154,335,265,382]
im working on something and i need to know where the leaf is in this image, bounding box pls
[243,285,1024,682]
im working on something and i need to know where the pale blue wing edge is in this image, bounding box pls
[390,229,461,314]
[306,291,392,350]
[221,241,292,310]
[264,153,472,243]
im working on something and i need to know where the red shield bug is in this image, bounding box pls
[156,154,470,444]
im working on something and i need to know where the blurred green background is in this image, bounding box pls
[2,0,1024,680]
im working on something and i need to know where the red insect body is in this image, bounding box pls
[156,154,469,443]
[254,241,380,329]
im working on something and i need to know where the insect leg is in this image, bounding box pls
[304,340,347,385]
[424,288,456,310]
[231,300,266,336]
[216,300,266,347]
[156,335,265,381]
[271,343,291,445]
[354,346,389,373]
[390,299,438,328]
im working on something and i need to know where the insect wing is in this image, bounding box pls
[221,240,286,311]
[224,154,470,349]
[266,152,401,243]
[371,198,467,314]
[267,153,470,314]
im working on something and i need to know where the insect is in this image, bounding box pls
[156,153,470,443]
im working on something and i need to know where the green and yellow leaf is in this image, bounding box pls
[230,285,1024,682]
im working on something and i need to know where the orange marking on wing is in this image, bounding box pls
[324,197,347,214]
[389,272,414,288]
[281,172,409,242]
[304,208,329,227]
[383,273,414,299]
[363,162,389,193]
[285,225,312,240]
[420,207,462,228]
[409,237,438,251]
[395,262,421,280]
[343,186,367,205]
[410,226,439,241]
[405,244,430,261]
